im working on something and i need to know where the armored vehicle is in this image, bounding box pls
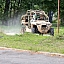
[21,10,54,36]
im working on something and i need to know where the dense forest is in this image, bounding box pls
[0,0,64,25]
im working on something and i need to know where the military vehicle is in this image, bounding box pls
[21,10,54,36]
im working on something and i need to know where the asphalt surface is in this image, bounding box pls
[0,49,64,64]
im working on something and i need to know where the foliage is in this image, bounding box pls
[0,0,64,24]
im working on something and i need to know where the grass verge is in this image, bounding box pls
[0,28,64,54]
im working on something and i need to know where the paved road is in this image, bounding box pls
[0,49,64,64]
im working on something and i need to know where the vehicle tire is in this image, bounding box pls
[31,28,35,33]
[35,27,38,33]
[50,28,54,36]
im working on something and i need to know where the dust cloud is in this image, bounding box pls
[0,14,25,35]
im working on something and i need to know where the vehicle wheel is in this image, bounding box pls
[31,28,35,33]
[35,27,38,33]
[50,28,54,36]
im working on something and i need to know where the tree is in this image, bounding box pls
[0,0,64,25]
[60,0,64,25]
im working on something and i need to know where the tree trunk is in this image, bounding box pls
[4,0,10,14]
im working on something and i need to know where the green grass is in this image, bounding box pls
[0,22,64,54]
[0,27,64,54]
